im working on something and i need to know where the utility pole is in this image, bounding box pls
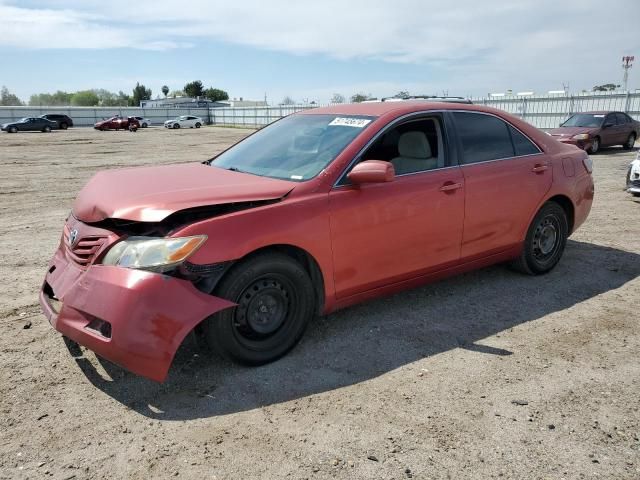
[622,56,634,92]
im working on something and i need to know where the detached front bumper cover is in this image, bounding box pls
[40,248,235,382]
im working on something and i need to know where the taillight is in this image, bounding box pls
[582,155,593,174]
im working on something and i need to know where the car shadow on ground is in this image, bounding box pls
[67,239,640,420]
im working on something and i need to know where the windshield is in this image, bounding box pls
[212,114,375,181]
[19,118,29,122]
[561,113,604,128]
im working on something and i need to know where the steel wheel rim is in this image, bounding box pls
[592,138,599,152]
[532,215,560,261]
[233,276,293,341]
[627,135,635,148]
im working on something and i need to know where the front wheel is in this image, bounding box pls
[9,126,18,133]
[142,122,148,128]
[623,133,636,150]
[173,123,180,129]
[195,122,201,128]
[204,253,315,365]
[511,202,568,275]
[588,136,600,154]
[60,122,68,130]
[42,126,51,133]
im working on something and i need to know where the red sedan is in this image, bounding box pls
[94,116,140,131]
[41,101,594,382]
[547,111,639,153]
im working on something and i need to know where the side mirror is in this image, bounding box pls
[347,160,395,185]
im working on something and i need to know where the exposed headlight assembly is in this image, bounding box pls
[101,236,207,272]
[572,133,590,140]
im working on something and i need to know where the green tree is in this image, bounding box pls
[330,93,345,104]
[1,86,24,106]
[184,80,205,98]
[393,90,410,99]
[592,83,620,92]
[70,90,100,106]
[204,87,229,102]
[280,96,295,105]
[350,92,371,103]
[169,90,185,98]
[132,82,152,106]
[161,85,169,97]
[29,91,73,106]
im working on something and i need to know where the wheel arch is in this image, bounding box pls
[546,194,575,234]
[209,244,326,316]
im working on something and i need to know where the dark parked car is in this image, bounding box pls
[1,117,58,133]
[40,114,73,129]
[548,111,639,153]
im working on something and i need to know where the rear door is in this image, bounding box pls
[328,114,465,298]
[601,113,622,146]
[450,111,552,260]
[616,113,634,144]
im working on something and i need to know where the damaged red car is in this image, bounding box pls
[40,101,594,382]
[94,116,140,131]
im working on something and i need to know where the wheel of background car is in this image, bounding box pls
[9,126,17,133]
[588,137,600,154]
[173,123,180,129]
[204,252,315,365]
[43,126,51,133]
[60,122,68,130]
[195,122,201,128]
[624,133,636,150]
[510,201,568,275]
[142,123,147,128]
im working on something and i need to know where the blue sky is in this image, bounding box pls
[1,0,638,104]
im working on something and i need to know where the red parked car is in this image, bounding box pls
[547,111,639,153]
[94,116,140,131]
[40,101,594,382]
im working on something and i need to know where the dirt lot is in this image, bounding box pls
[0,126,638,480]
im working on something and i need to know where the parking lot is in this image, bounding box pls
[0,126,638,479]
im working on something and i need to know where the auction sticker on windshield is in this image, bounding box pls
[329,117,372,128]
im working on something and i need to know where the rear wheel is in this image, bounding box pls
[173,123,180,129]
[195,122,201,128]
[624,133,636,150]
[511,202,568,275]
[204,253,315,365]
[60,122,68,130]
[588,136,600,154]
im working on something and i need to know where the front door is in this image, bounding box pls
[328,115,465,299]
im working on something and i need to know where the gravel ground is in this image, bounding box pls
[0,126,638,480]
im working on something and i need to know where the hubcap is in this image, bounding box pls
[235,278,290,339]
[532,215,559,260]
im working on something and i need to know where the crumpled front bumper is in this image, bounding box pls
[40,247,235,382]
[555,137,592,151]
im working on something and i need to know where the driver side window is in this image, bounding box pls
[359,117,446,176]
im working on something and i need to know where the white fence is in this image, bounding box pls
[1,92,639,130]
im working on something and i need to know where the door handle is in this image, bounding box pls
[439,182,463,192]
[531,164,549,173]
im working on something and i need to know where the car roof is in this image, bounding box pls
[299,101,499,117]
[580,111,620,115]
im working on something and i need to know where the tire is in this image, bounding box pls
[9,126,17,133]
[195,122,201,128]
[203,253,315,365]
[588,136,600,154]
[173,123,180,129]
[142,123,148,128]
[60,122,68,130]
[623,133,636,150]
[42,126,51,133]
[511,202,568,275]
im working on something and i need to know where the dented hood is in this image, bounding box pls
[73,163,296,222]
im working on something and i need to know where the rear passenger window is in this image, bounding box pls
[509,126,540,156]
[453,112,514,164]
[616,113,629,124]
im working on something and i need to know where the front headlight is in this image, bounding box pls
[572,133,590,140]
[101,236,207,272]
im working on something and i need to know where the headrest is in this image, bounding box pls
[398,131,432,158]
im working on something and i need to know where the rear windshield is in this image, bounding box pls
[212,114,375,181]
